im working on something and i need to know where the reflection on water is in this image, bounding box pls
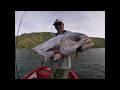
[15,48,105,79]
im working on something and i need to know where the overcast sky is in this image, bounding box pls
[15,11,105,38]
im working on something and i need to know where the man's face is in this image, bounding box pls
[54,22,64,32]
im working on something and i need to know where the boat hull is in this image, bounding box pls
[21,66,79,79]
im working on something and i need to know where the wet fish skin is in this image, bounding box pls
[32,32,94,62]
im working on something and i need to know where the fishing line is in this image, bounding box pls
[15,11,25,79]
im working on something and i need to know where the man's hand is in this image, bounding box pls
[53,54,62,61]
[54,50,60,54]
[53,50,65,61]
[54,50,65,57]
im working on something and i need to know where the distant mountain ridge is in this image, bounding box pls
[15,32,105,48]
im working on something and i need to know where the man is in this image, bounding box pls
[49,19,72,79]
[46,19,94,79]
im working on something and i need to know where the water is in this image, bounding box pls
[15,48,105,79]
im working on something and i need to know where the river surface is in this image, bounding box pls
[15,48,105,79]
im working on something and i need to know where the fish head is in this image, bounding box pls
[68,33,88,42]
[76,37,94,52]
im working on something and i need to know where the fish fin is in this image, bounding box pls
[76,46,83,58]
[77,46,82,53]
[41,61,44,66]
[76,50,77,58]
[41,58,47,66]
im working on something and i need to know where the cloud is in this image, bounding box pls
[15,11,105,38]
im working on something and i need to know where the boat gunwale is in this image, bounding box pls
[20,66,79,79]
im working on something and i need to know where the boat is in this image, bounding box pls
[21,66,79,79]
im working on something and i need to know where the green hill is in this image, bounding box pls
[90,37,105,48]
[15,32,105,48]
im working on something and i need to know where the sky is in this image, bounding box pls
[15,11,105,38]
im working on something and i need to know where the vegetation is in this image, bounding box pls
[90,37,105,48]
[15,32,105,48]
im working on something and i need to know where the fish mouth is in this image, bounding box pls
[82,41,94,49]
[83,38,93,44]
[82,38,93,45]
[77,38,94,51]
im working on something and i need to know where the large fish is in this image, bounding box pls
[32,32,94,64]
